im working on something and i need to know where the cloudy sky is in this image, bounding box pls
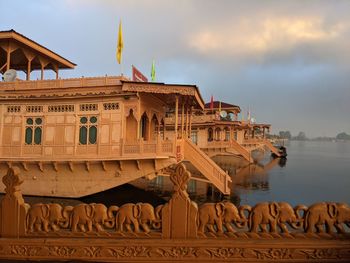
[1,0,349,137]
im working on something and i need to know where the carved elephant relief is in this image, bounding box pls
[305,202,350,233]
[27,203,65,232]
[198,202,248,234]
[115,203,162,233]
[248,202,306,233]
[67,203,118,232]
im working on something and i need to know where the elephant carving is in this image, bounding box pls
[67,203,119,232]
[305,202,350,234]
[198,202,248,234]
[248,202,306,233]
[27,203,65,232]
[115,203,162,233]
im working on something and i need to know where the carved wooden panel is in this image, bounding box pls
[0,165,349,262]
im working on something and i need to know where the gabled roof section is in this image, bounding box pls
[0,29,76,72]
[204,101,241,112]
[121,81,205,109]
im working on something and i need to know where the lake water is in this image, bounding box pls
[13,140,350,207]
[232,140,350,206]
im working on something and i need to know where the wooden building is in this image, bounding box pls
[0,30,231,197]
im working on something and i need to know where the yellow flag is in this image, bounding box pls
[116,20,123,64]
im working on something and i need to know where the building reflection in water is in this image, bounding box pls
[130,154,286,206]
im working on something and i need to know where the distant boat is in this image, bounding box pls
[271,146,287,158]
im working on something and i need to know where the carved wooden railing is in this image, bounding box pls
[263,139,282,157]
[204,140,252,163]
[0,76,123,90]
[121,139,174,157]
[0,165,349,262]
[183,138,231,195]
[228,140,252,163]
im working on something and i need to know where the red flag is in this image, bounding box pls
[132,65,148,82]
[210,95,214,110]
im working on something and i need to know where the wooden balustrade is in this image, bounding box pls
[0,164,349,262]
[0,139,175,161]
[0,76,122,90]
[183,138,230,194]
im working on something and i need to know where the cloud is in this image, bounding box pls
[188,16,349,64]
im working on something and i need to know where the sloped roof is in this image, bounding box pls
[0,29,76,71]
[204,101,240,110]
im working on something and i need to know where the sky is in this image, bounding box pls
[1,0,349,137]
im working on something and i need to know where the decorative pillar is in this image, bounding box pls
[185,105,189,138]
[27,60,31,80]
[181,102,185,139]
[162,163,198,238]
[175,96,179,140]
[1,167,27,237]
[38,56,49,80]
[6,46,11,71]
[23,49,35,81]
[188,106,193,139]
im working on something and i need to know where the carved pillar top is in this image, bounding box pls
[2,166,23,195]
[162,163,198,239]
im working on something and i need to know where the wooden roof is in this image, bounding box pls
[204,101,241,113]
[121,81,205,110]
[0,30,76,73]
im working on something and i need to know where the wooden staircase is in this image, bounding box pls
[263,139,282,157]
[227,140,253,163]
[183,138,231,195]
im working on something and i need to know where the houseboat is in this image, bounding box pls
[0,30,231,197]
[165,101,283,163]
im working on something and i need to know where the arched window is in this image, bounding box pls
[140,112,149,141]
[25,117,43,145]
[208,128,213,142]
[79,116,98,145]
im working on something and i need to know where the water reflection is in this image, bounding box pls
[130,154,284,207]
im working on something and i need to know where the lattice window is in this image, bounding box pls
[79,116,98,145]
[7,106,21,113]
[103,102,119,111]
[25,117,43,145]
[48,105,75,112]
[80,104,98,111]
[26,106,43,113]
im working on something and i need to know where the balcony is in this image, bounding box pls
[0,138,176,161]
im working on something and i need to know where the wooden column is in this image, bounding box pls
[40,66,44,80]
[53,63,59,79]
[23,49,35,81]
[185,105,189,138]
[38,56,49,80]
[6,49,10,71]
[188,106,193,139]
[137,120,140,139]
[3,42,18,71]
[175,96,179,140]
[181,102,185,139]
[27,60,31,80]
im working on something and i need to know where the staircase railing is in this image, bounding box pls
[263,139,281,157]
[228,139,252,163]
[183,138,231,194]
